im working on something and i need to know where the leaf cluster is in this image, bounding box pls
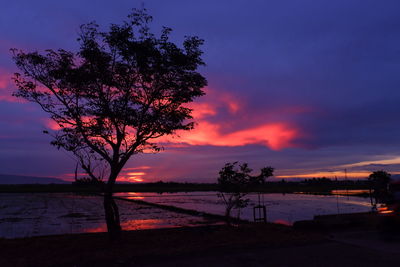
[217,162,274,221]
[11,8,207,183]
[368,170,391,187]
[218,162,274,192]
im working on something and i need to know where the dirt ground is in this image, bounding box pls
[1,224,400,267]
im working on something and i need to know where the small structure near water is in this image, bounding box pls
[253,193,267,223]
[253,205,267,222]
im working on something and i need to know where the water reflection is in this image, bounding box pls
[0,192,374,238]
[331,189,370,195]
[115,191,372,225]
[0,193,216,239]
[84,219,167,233]
[125,192,145,199]
[273,219,291,226]
[378,205,395,214]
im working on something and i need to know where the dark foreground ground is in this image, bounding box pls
[1,223,400,267]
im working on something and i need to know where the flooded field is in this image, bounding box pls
[0,193,217,239]
[115,192,373,225]
[0,192,373,239]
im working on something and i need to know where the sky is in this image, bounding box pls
[1,0,400,182]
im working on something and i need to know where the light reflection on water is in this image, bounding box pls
[0,192,373,238]
[0,193,216,239]
[125,192,145,199]
[330,189,370,195]
[115,191,372,225]
[84,219,169,233]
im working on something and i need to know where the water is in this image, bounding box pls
[115,191,372,225]
[331,189,370,195]
[0,192,372,238]
[0,193,216,239]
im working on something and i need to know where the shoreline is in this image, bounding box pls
[0,183,371,197]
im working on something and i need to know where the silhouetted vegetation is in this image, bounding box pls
[217,162,274,223]
[11,8,207,238]
[0,178,373,194]
[72,176,105,186]
[367,170,392,209]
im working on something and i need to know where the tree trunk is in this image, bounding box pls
[104,191,121,240]
[225,203,234,226]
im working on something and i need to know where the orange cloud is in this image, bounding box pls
[277,171,374,179]
[160,121,299,150]
[123,166,151,171]
[60,172,90,181]
[118,167,150,183]
[115,174,145,183]
[156,87,304,150]
[189,102,217,119]
[126,172,145,176]
[129,177,144,182]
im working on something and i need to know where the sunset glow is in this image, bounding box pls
[84,218,166,233]
[189,102,217,119]
[277,171,400,179]
[125,192,145,199]
[123,166,151,171]
[1,1,399,183]
[157,88,302,150]
[341,157,400,168]
[126,172,146,176]
[161,121,299,150]
[44,119,63,130]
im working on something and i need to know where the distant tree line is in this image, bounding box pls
[300,177,369,187]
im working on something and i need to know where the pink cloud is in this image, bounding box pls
[189,102,217,119]
[217,90,241,113]
[0,68,29,103]
[0,70,19,102]
[160,121,300,150]
[159,87,306,150]
[117,166,154,183]
[42,118,62,130]
[187,87,242,119]
[123,166,151,171]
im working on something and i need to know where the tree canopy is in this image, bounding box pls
[369,170,391,204]
[218,162,274,192]
[217,162,274,223]
[12,9,207,184]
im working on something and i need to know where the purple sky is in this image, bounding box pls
[1,0,400,182]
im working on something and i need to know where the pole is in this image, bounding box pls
[345,169,349,200]
[335,176,340,215]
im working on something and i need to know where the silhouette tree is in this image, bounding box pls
[369,170,391,206]
[217,162,274,224]
[12,8,207,238]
